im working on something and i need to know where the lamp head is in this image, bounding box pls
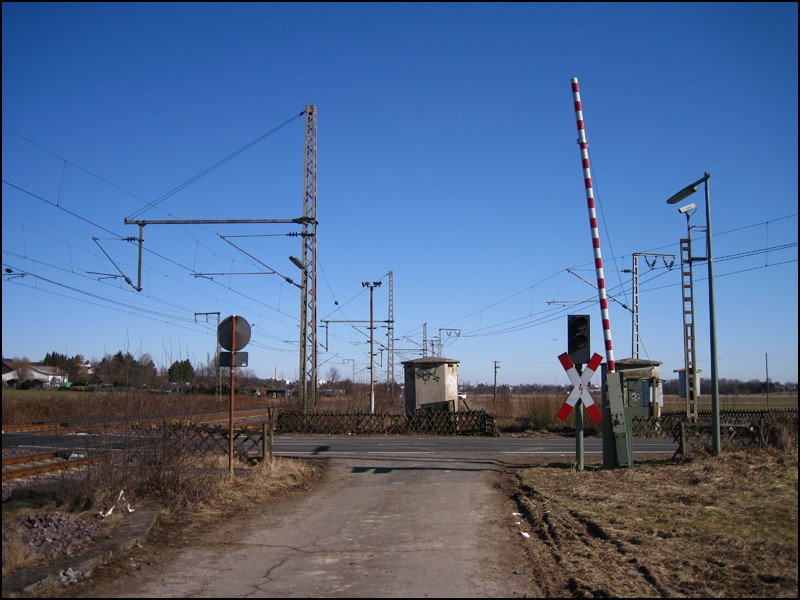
[667,174,709,204]
[667,185,698,205]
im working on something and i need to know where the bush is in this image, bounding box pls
[765,411,798,456]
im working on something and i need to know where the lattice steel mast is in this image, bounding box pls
[387,270,395,392]
[679,219,699,422]
[298,105,318,410]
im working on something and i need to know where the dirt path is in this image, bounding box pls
[83,455,539,598]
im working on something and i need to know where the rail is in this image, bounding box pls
[2,452,104,482]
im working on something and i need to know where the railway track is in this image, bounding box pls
[2,409,275,486]
[2,451,103,482]
[2,408,270,434]
[2,409,272,476]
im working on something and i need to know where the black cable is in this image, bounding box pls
[127,109,307,219]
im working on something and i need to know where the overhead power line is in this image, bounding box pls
[127,109,307,219]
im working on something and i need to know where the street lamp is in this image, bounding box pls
[362,281,382,414]
[290,256,309,412]
[667,172,720,455]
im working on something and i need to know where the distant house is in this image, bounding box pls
[1,359,14,378]
[1,359,68,388]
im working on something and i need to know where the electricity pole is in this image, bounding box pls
[124,105,319,414]
[362,281,382,413]
[300,105,318,411]
[387,271,395,393]
[493,361,500,404]
[194,312,221,404]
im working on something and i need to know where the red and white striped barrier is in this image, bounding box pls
[556,352,603,423]
[570,78,616,373]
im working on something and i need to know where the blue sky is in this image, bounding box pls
[2,2,798,386]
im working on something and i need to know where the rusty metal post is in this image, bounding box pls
[261,421,267,462]
[268,407,274,463]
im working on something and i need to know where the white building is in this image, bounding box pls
[2,362,68,388]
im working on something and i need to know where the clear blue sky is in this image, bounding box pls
[3,2,797,386]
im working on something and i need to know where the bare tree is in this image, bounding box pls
[10,357,32,387]
[325,366,342,385]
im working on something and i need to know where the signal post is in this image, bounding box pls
[557,315,603,471]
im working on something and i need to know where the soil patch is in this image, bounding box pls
[505,447,798,597]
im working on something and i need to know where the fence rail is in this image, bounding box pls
[276,410,497,436]
[166,421,272,461]
[164,408,794,461]
[163,409,497,462]
[630,408,797,458]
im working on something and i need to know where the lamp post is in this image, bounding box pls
[290,255,308,412]
[362,281,382,414]
[666,172,720,455]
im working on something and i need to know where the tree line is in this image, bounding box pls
[7,351,261,392]
[6,351,797,394]
[464,378,797,395]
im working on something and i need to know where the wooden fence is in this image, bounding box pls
[633,408,797,455]
[275,410,497,436]
[165,421,273,461]
[164,408,794,461]
[632,408,797,437]
[163,409,497,461]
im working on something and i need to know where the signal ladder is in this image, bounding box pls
[681,237,699,422]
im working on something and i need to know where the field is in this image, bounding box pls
[2,387,797,428]
[463,391,798,434]
[506,443,798,597]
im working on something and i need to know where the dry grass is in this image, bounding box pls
[141,455,323,545]
[510,444,798,597]
[2,538,38,575]
[2,389,321,585]
[1,388,283,427]
[32,442,322,527]
[2,454,321,592]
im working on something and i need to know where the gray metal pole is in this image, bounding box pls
[299,271,308,413]
[229,317,236,478]
[369,285,375,414]
[632,255,639,359]
[766,353,770,407]
[704,173,721,455]
[493,362,499,405]
[575,365,584,471]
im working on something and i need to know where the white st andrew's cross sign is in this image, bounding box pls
[556,352,603,423]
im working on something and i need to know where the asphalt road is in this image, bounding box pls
[270,434,677,458]
[1,431,678,459]
[85,454,540,598]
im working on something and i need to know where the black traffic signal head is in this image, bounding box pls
[567,314,590,365]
